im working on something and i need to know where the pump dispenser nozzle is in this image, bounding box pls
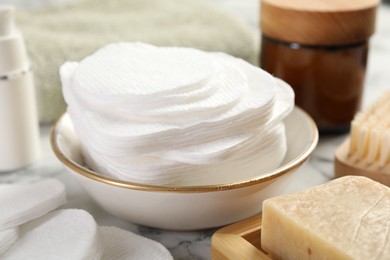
[0,5,29,77]
[0,6,16,37]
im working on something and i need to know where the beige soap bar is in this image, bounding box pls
[261,176,390,260]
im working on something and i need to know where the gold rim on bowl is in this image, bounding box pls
[50,108,318,193]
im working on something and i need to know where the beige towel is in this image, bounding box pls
[15,0,258,123]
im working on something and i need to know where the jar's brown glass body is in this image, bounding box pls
[260,36,368,134]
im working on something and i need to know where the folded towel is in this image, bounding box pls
[0,179,66,231]
[0,228,18,255]
[16,0,258,123]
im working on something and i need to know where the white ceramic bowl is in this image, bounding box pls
[51,107,318,230]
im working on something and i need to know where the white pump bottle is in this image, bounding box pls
[0,5,40,171]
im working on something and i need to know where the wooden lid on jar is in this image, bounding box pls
[260,0,379,46]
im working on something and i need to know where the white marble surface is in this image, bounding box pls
[1,1,390,259]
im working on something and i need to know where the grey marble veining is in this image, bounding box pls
[1,1,390,259]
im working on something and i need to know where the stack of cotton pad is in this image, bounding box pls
[0,179,173,259]
[60,42,294,185]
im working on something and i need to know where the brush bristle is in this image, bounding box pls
[349,92,390,166]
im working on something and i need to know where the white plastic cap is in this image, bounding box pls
[0,6,16,37]
[0,5,29,76]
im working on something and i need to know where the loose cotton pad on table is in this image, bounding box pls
[100,226,173,260]
[0,179,66,231]
[1,209,102,260]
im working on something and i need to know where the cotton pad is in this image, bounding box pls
[0,179,66,231]
[100,226,173,260]
[60,42,295,185]
[73,43,215,97]
[1,209,102,260]
[0,228,18,255]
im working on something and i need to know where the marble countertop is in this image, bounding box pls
[1,1,390,259]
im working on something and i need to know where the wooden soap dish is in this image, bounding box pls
[335,138,390,186]
[211,214,271,259]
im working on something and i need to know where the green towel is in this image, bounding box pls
[16,0,258,123]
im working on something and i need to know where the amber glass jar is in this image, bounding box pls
[260,0,379,134]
